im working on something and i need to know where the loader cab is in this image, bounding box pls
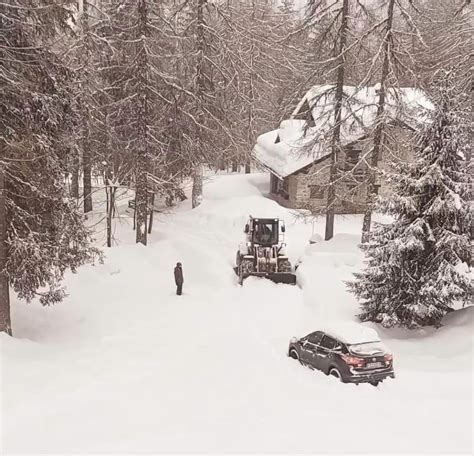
[250,218,279,246]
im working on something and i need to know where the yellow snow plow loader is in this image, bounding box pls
[234,216,297,285]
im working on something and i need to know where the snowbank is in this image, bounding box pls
[1,172,472,454]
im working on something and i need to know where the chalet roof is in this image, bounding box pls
[252,119,319,180]
[253,85,432,179]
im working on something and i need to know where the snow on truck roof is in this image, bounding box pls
[320,322,381,345]
[253,84,432,179]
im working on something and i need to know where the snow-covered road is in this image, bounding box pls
[2,173,472,453]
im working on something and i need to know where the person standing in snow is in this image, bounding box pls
[174,262,184,296]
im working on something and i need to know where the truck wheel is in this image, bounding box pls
[238,259,254,285]
[278,259,292,273]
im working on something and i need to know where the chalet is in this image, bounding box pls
[252,85,432,213]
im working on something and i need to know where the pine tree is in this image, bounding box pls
[361,0,473,243]
[295,0,376,240]
[299,0,351,240]
[324,0,349,241]
[191,0,206,209]
[173,0,252,205]
[78,0,94,214]
[360,0,396,244]
[348,69,472,328]
[228,0,298,173]
[0,0,100,335]
[104,0,177,243]
[411,0,472,89]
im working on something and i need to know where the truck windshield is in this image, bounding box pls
[253,221,278,245]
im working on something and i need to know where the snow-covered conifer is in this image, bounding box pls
[348,68,472,328]
[0,0,100,335]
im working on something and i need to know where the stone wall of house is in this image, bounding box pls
[293,159,331,212]
[272,126,413,214]
[337,135,373,213]
[290,137,371,214]
[270,124,414,214]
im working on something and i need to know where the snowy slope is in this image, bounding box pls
[1,173,473,453]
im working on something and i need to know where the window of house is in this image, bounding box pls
[374,184,381,195]
[345,148,362,165]
[275,134,281,144]
[310,185,325,199]
[344,149,362,176]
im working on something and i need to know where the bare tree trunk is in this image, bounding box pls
[148,192,155,234]
[192,0,206,209]
[105,176,116,248]
[135,142,148,246]
[83,146,92,213]
[246,23,255,176]
[106,187,112,247]
[71,148,79,198]
[80,0,93,214]
[133,204,136,231]
[135,0,149,245]
[361,0,395,243]
[324,0,349,241]
[0,166,11,336]
[105,181,109,215]
[166,192,173,207]
[192,166,203,208]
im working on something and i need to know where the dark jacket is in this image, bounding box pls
[174,265,183,285]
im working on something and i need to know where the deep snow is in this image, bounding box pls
[1,173,473,453]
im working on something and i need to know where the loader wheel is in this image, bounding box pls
[238,259,254,285]
[278,259,292,273]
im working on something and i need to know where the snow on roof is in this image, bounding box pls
[293,84,432,126]
[253,84,432,178]
[319,322,381,345]
[252,120,327,179]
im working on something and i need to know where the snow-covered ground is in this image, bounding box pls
[1,173,473,453]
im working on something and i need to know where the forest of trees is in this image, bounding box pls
[0,0,472,333]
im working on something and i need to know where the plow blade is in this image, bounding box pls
[264,272,297,285]
[234,268,297,285]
